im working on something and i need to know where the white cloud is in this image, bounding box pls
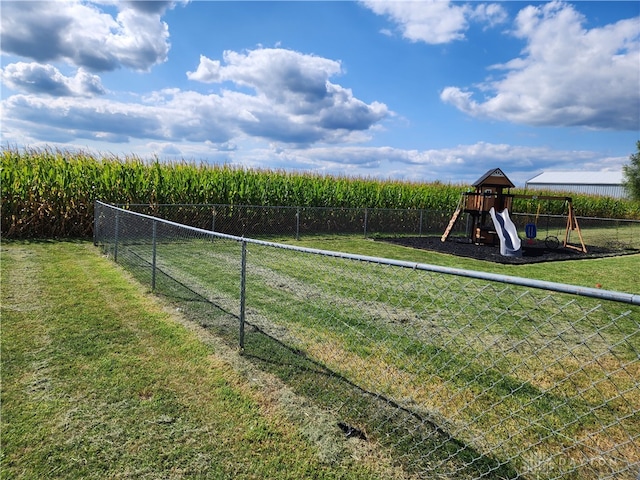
[362,0,468,44]
[1,62,106,97]
[121,1,182,14]
[470,3,509,29]
[186,55,222,83]
[188,48,343,107]
[2,48,389,147]
[2,94,164,142]
[234,141,613,185]
[361,0,507,44]
[0,1,171,72]
[186,48,389,141]
[441,1,640,130]
[155,143,183,156]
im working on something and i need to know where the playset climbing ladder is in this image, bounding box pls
[440,195,463,242]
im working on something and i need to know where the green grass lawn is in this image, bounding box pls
[1,240,406,480]
[104,232,638,479]
[275,234,640,293]
[3,238,638,479]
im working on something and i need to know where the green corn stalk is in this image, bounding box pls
[2,146,638,239]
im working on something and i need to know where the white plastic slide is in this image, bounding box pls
[489,207,522,257]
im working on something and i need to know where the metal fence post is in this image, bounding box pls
[212,207,216,232]
[419,209,424,236]
[296,207,300,241]
[114,213,119,263]
[363,207,368,238]
[151,220,157,290]
[93,201,98,246]
[239,240,247,351]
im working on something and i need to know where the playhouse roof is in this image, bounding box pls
[472,168,515,189]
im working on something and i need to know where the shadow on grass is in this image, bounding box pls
[240,325,519,479]
[111,248,520,479]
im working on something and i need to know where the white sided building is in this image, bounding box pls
[524,171,628,199]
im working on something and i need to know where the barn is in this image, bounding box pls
[524,171,628,198]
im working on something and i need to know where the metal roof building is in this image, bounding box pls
[525,171,628,198]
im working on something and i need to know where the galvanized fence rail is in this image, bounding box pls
[95,201,640,480]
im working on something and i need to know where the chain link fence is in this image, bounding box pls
[122,204,640,252]
[95,201,640,479]
[122,204,476,239]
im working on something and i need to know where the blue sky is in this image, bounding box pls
[1,1,639,185]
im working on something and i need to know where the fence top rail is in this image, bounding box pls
[97,201,640,305]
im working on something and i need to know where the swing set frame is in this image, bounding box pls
[514,194,587,253]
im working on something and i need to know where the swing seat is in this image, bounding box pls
[525,223,537,239]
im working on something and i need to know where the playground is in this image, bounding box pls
[382,168,638,264]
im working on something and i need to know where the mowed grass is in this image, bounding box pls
[112,232,639,478]
[274,234,640,293]
[0,240,405,480]
[4,236,638,478]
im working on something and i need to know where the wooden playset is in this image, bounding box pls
[441,168,587,253]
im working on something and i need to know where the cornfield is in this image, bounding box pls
[2,146,639,238]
